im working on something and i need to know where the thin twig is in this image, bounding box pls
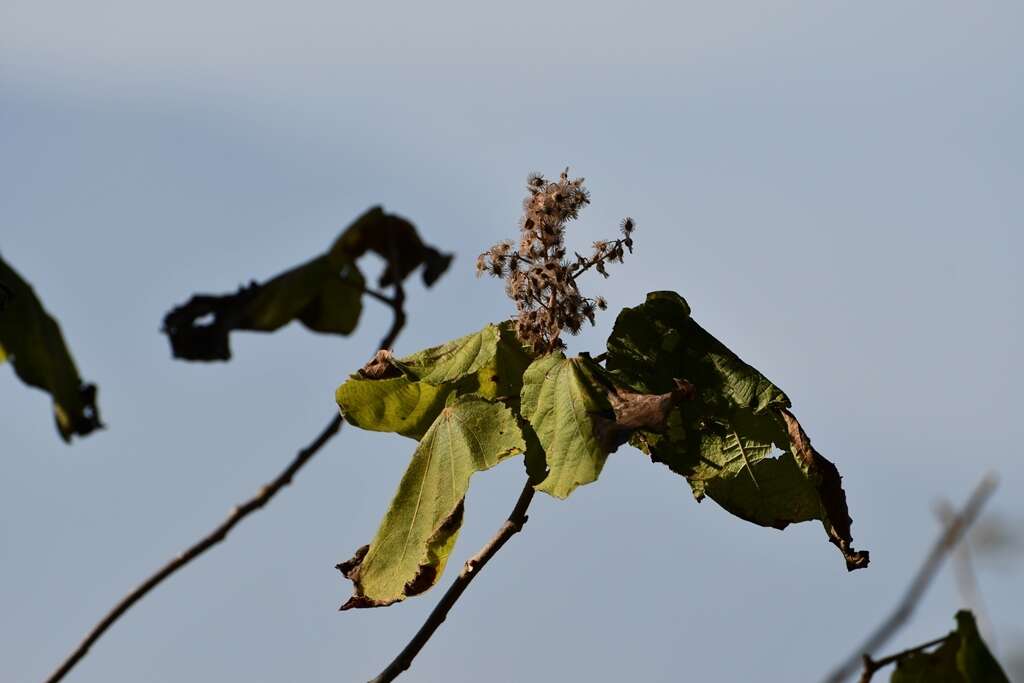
[857,634,955,683]
[47,254,409,682]
[44,414,344,683]
[821,474,999,683]
[369,480,537,683]
[569,238,628,282]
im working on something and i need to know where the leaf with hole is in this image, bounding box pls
[162,207,452,361]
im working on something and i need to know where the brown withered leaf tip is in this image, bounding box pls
[337,501,466,611]
[358,349,403,379]
[779,407,870,571]
[593,378,695,452]
[403,499,465,597]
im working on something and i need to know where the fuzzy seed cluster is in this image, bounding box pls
[476,169,635,353]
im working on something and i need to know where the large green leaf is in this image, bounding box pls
[337,395,525,609]
[163,207,452,361]
[335,322,535,440]
[0,255,102,442]
[606,291,868,570]
[891,611,1009,683]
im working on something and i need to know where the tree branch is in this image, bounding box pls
[44,414,344,683]
[821,474,998,683]
[46,261,408,682]
[369,479,537,683]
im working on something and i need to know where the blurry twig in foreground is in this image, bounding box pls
[935,499,996,650]
[45,257,407,683]
[821,474,998,683]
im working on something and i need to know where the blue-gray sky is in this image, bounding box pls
[2,2,1022,681]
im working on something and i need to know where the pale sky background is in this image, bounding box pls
[2,2,1022,682]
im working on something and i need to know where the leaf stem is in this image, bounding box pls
[368,479,537,683]
[820,474,998,683]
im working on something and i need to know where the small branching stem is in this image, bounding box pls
[369,480,537,683]
[857,635,955,683]
[821,474,998,683]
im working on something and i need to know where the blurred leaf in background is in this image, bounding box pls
[163,207,452,361]
[0,254,102,442]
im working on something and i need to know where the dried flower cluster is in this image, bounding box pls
[476,169,635,352]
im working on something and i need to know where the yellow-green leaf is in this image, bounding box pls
[0,255,102,442]
[520,353,614,499]
[338,395,525,609]
[335,322,535,440]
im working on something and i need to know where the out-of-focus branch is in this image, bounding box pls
[935,499,996,650]
[821,474,999,683]
[368,480,537,683]
[45,253,409,683]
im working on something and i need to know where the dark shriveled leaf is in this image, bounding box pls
[162,207,452,361]
[606,291,868,570]
[0,255,102,442]
[337,395,525,609]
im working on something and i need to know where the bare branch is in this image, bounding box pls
[44,414,344,683]
[821,474,999,683]
[369,480,537,683]
[46,268,409,683]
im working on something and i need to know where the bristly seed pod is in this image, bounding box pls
[477,168,637,353]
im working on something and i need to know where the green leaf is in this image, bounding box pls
[163,207,452,361]
[337,395,525,609]
[520,353,614,499]
[0,255,102,442]
[606,291,868,570]
[891,611,1009,683]
[335,322,535,440]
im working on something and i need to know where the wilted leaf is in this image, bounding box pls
[606,291,868,570]
[327,206,453,288]
[338,395,525,609]
[335,322,535,440]
[891,611,1009,683]
[163,207,452,361]
[0,255,102,442]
